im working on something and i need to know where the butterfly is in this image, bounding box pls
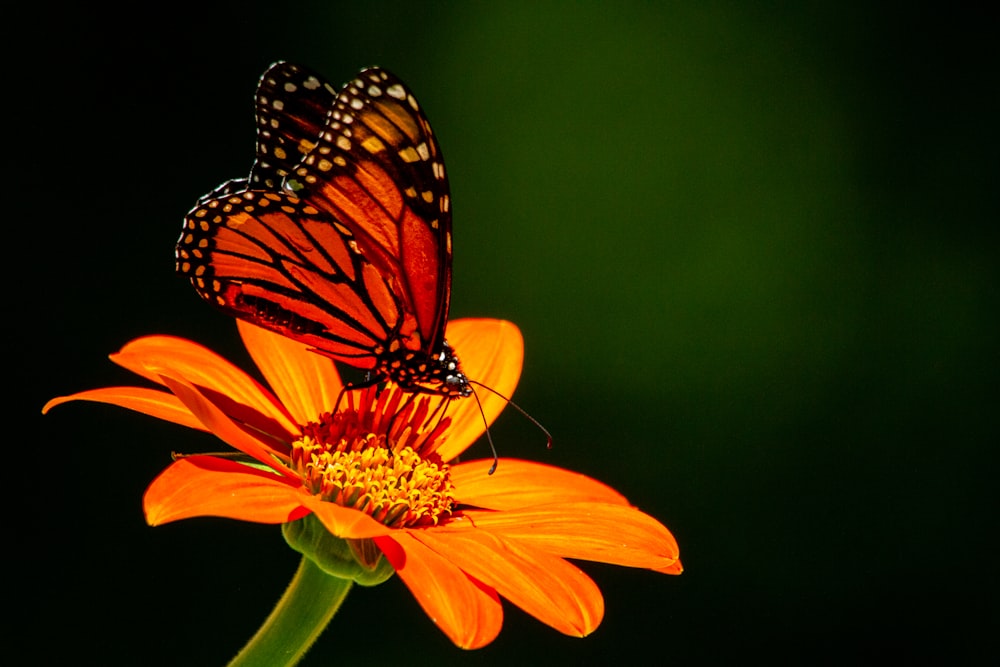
[176,62,470,398]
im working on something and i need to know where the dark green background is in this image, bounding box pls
[21,2,996,664]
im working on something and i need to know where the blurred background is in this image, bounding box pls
[20,2,996,664]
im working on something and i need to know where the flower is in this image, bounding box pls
[44,318,681,648]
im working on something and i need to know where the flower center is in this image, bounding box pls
[289,387,456,528]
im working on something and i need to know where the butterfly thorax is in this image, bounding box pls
[376,339,471,398]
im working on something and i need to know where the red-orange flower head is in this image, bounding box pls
[44,318,681,649]
[291,389,456,529]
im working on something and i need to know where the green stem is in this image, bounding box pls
[228,556,353,667]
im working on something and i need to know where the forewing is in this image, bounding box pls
[284,67,453,352]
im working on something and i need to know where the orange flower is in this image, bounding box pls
[44,318,681,648]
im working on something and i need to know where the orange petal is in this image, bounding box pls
[434,319,524,461]
[450,459,630,509]
[460,502,681,571]
[411,529,603,638]
[157,374,298,480]
[111,334,300,439]
[655,560,685,575]
[237,320,345,425]
[376,533,503,649]
[295,494,399,540]
[42,386,207,431]
[144,455,309,526]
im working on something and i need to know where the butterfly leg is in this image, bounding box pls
[333,373,385,414]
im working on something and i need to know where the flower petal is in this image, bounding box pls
[144,455,309,526]
[376,533,503,649]
[434,319,524,461]
[295,494,399,540]
[451,459,630,509]
[461,502,681,571]
[411,529,603,638]
[157,374,297,480]
[42,386,207,431]
[111,334,300,440]
[655,560,685,575]
[237,320,344,425]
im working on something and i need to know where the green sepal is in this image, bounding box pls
[282,514,395,587]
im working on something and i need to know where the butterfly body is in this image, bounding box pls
[176,63,470,398]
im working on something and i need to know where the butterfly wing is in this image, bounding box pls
[283,67,453,356]
[177,65,467,396]
[176,189,403,370]
[249,62,338,191]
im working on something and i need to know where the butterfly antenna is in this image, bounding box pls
[468,385,500,474]
[468,380,553,450]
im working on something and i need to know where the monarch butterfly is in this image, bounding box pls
[176,62,470,398]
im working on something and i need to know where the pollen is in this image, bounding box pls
[289,387,456,528]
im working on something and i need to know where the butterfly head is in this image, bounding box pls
[437,340,472,398]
